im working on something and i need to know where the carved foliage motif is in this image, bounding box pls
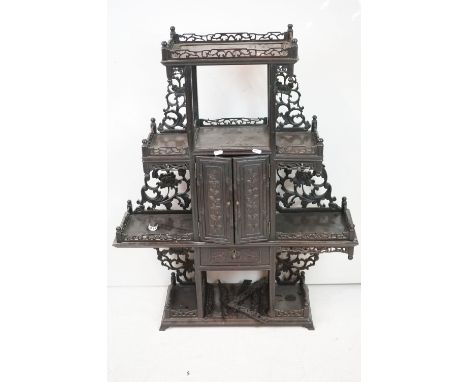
[276,247,352,284]
[244,166,260,233]
[206,168,223,235]
[135,168,191,212]
[274,65,310,131]
[276,248,319,284]
[156,248,194,284]
[276,165,339,210]
[159,67,186,131]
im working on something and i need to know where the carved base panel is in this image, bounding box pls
[159,283,314,330]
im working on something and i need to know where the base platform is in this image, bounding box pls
[159,282,314,330]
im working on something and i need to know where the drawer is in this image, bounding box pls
[200,247,270,267]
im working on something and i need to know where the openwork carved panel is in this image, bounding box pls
[276,165,339,210]
[171,48,288,60]
[198,117,266,126]
[276,248,319,284]
[274,65,310,131]
[159,67,187,132]
[135,168,191,212]
[156,248,194,284]
[276,247,353,284]
[175,31,285,42]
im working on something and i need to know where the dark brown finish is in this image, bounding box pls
[113,25,358,330]
[200,247,270,268]
[233,156,270,243]
[196,156,233,244]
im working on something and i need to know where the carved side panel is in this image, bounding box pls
[274,65,310,131]
[276,165,339,211]
[196,156,233,243]
[233,156,270,243]
[276,247,352,284]
[159,67,187,132]
[155,248,194,284]
[134,165,190,212]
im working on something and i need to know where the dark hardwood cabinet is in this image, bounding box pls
[113,25,358,330]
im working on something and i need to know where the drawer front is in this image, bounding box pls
[200,247,270,267]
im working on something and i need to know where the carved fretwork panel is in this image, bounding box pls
[276,247,351,284]
[159,66,187,132]
[198,117,266,127]
[135,166,191,212]
[274,65,310,131]
[276,165,340,211]
[233,156,270,243]
[174,31,286,42]
[156,248,194,284]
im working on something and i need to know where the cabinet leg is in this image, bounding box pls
[269,248,276,317]
[194,249,204,318]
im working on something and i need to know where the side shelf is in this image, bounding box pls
[275,209,357,242]
[114,212,193,245]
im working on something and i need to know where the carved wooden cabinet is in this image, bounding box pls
[197,155,270,244]
[114,25,358,330]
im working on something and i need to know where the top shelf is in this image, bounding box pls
[161,25,298,66]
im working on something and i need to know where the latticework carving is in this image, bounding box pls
[276,247,353,284]
[174,31,286,42]
[156,248,194,284]
[274,65,310,131]
[171,48,288,60]
[276,165,339,210]
[276,248,319,284]
[159,67,186,131]
[135,168,191,212]
[198,117,266,126]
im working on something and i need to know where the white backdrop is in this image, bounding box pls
[108,0,361,286]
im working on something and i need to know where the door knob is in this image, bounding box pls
[231,249,237,259]
[236,201,240,206]
[226,201,231,206]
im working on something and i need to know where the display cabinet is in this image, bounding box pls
[113,25,358,330]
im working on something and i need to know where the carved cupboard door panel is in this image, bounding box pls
[196,156,234,243]
[233,156,270,243]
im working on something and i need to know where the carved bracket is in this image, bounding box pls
[274,65,310,131]
[156,248,194,284]
[276,247,352,284]
[135,167,191,212]
[276,165,340,210]
[159,66,187,132]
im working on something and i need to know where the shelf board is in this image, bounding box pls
[275,210,357,241]
[194,125,270,155]
[160,283,313,329]
[114,209,357,248]
[115,212,193,244]
[142,131,189,159]
[162,39,297,66]
[275,130,323,159]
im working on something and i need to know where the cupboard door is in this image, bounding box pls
[196,156,234,243]
[233,156,270,243]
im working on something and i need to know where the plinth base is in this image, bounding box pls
[159,283,314,330]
